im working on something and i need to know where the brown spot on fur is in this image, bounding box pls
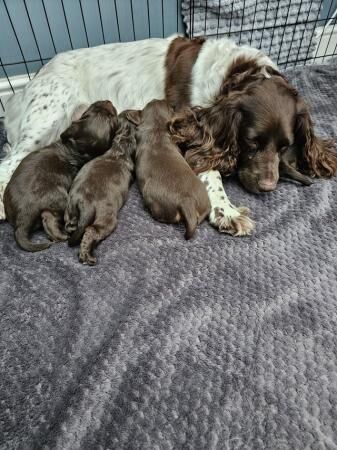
[214,207,224,218]
[165,37,205,111]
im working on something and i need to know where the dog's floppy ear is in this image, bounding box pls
[197,94,243,175]
[295,99,337,177]
[168,107,228,175]
[168,107,200,144]
[60,121,81,146]
[71,104,90,121]
[125,109,142,125]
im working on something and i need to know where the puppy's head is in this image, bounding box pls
[61,100,118,156]
[110,110,138,158]
[126,99,173,128]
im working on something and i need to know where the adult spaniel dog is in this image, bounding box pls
[2,35,336,235]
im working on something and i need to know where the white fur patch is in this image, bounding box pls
[190,38,276,107]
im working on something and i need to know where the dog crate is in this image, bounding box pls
[1,0,337,116]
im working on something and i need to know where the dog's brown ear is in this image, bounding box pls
[125,109,142,125]
[197,95,243,175]
[71,104,90,121]
[168,107,199,144]
[295,100,337,177]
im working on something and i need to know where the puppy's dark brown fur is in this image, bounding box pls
[4,101,118,252]
[65,111,136,265]
[128,99,210,240]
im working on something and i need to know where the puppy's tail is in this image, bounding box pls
[65,202,80,235]
[180,200,198,240]
[15,226,51,252]
[67,206,95,246]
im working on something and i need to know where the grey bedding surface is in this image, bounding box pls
[1,63,337,450]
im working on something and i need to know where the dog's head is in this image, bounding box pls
[61,100,118,156]
[236,76,298,193]
[195,61,337,193]
[235,76,337,193]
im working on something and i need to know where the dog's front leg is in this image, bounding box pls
[199,170,254,236]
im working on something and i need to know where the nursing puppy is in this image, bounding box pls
[4,100,118,252]
[128,99,210,240]
[65,111,136,265]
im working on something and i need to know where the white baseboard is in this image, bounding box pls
[0,73,33,116]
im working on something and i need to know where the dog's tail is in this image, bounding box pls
[15,225,51,252]
[67,204,95,246]
[180,199,198,240]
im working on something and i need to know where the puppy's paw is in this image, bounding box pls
[49,232,68,242]
[79,251,97,266]
[210,204,254,236]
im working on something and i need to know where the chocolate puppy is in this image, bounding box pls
[65,111,136,265]
[127,99,210,239]
[4,100,118,252]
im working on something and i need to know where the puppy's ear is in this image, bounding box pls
[125,109,142,125]
[295,99,337,177]
[60,121,81,145]
[71,104,90,121]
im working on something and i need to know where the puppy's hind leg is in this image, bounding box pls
[15,215,51,252]
[180,199,198,240]
[79,216,117,266]
[41,210,68,242]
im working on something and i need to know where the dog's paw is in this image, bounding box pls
[210,204,255,236]
[79,251,97,266]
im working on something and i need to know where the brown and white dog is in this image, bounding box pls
[3,35,337,235]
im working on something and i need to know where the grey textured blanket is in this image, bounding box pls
[1,63,337,449]
[182,0,322,67]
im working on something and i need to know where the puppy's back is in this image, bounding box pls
[135,100,210,238]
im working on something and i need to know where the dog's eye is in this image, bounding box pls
[279,146,288,153]
[247,140,258,156]
[247,139,258,149]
